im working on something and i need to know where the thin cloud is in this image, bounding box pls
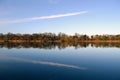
[48,0,60,4]
[0,11,88,24]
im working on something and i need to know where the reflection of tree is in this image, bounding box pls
[0,42,120,49]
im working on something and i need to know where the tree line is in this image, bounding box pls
[0,32,120,42]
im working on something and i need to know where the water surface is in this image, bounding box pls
[0,43,120,80]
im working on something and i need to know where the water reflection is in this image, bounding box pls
[0,56,86,70]
[0,42,120,49]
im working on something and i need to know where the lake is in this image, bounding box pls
[0,43,120,80]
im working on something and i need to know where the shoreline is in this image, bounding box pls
[0,40,120,43]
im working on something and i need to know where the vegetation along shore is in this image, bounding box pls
[0,33,120,43]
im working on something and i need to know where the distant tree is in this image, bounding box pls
[0,33,120,42]
[0,33,4,40]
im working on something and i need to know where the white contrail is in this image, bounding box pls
[0,11,87,24]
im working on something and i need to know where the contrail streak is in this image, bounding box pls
[0,11,87,24]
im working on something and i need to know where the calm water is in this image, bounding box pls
[0,44,120,80]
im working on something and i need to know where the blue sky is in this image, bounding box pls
[0,0,120,35]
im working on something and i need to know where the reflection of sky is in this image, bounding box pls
[0,56,86,70]
[0,47,120,80]
[0,47,120,71]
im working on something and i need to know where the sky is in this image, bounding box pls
[0,0,120,35]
